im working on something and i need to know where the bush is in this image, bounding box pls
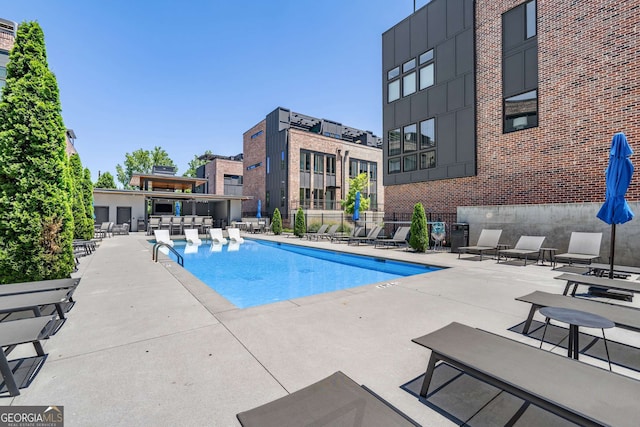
[271,208,283,235]
[409,203,428,252]
[294,207,306,237]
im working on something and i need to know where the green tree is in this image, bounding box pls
[82,168,95,236]
[69,154,92,240]
[409,203,428,252]
[183,150,212,178]
[115,146,176,189]
[294,207,306,237]
[341,173,370,214]
[95,171,116,189]
[271,208,283,235]
[0,21,75,282]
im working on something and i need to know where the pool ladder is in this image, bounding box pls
[152,242,184,267]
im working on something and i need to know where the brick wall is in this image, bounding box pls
[203,158,243,195]
[242,121,266,212]
[384,0,640,214]
[0,31,13,52]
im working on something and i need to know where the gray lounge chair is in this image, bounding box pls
[348,225,383,245]
[0,289,70,332]
[457,229,502,260]
[374,226,410,249]
[236,371,420,427]
[554,232,602,267]
[304,224,328,240]
[412,322,640,427]
[331,226,363,243]
[497,235,546,266]
[0,316,58,396]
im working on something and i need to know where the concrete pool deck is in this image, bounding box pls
[2,231,639,425]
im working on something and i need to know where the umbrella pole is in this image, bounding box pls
[609,223,616,279]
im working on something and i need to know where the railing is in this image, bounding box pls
[152,242,184,267]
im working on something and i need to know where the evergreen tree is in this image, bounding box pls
[69,154,90,240]
[294,207,306,237]
[94,171,116,189]
[82,167,95,239]
[409,202,428,252]
[271,208,283,235]
[0,22,75,282]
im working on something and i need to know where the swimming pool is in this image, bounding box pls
[162,239,441,308]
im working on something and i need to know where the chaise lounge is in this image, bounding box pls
[554,232,602,267]
[236,371,420,427]
[412,321,640,427]
[457,229,502,261]
[374,226,410,249]
[497,235,546,266]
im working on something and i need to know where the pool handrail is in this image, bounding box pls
[152,242,184,267]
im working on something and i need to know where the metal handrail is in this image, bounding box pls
[152,242,184,267]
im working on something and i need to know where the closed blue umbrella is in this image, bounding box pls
[596,132,634,278]
[256,199,262,218]
[353,191,361,221]
[175,201,181,216]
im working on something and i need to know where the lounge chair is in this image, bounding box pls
[331,226,363,243]
[0,315,58,396]
[554,232,602,267]
[147,217,161,235]
[94,222,111,239]
[348,225,383,245]
[184,229,202,245]
[209,242,224,252]
[153,230,174,247]
[457,229,502,260]
[192,216,204,233]
[209,228,228,245]
[374,226,410,249]
[184,243,199,254]
[112,222,129,235]
[412,322,640,427]
[304,224,328,240]
[497,235,546,266]
[169,216,182,235]
[315,224,339,241]
[236,371,420,427]
[0,288,71,331]
[430,221,446,251]
[228,227,245,243]
[228,241,241,252]
[0,278,80,313]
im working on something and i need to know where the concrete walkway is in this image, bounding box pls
[1,232,639,426]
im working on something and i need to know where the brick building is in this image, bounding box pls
[243,107,383,220]
[382,0,639,215]
[196,153,244,196]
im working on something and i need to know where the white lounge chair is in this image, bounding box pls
[153,230,174,247]
[184,243,199,254]
[209,242,224,252]
[209,228,228,245]
[228,241,241,252]
[227,227,245,243]
[184,229,202,245]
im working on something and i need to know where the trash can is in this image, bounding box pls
[450,223,469,253]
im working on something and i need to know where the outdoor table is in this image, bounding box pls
[539,306,614,370]
[538,247,557,267]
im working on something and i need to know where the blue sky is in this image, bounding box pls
[3,0,429,183]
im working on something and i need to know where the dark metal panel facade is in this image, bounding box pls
[382,0,476,186]
[265,108,290,216]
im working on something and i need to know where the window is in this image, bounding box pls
[369,163,377,181]
[349,159,358,178]
[326,156,336,175]
[314,154,324,173]
[404,154,417,172]
[403,72,416,96]
[359,161,368,176]
[387,66,399,80]
[388,79,400,102]
[402,58,416,72]
[388,158,401,174]
[246,162,262,170]
[420,119,435,148]
[526,1,536,39]
[280,188,285,207]
[250,130,263,139]
[300,151,311,171]
[403,124,417,152]
[388,128,401,156]
[419,50,433,64]
[419,63,434,90]
[420,151,436,169]
[266,191,270,208]
[281,151,285,169]
[504,90,538,132]
[266,157,270,174]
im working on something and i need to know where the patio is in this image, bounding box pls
[1,232,639,426]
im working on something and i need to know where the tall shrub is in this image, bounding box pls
[271,208,283,235]
[69,154,91,240]
[409,203,428,252]
[294,207,306,237]
[83,168,94,233]
[0,22,75,282]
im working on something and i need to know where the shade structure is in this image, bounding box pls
[353,191,361,221]
[256,199,261,218]
[596,132,634,278]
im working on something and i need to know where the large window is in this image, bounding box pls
[404,154,417,172]
[388,79,400,103]
[387,50,436,103]
[419,49,435,90]
[326,156,336,175]
[403,124,417,152]
[313,154,324,173]
[420,119,435,148]
[300,151,311,171]
[388,128,401,156]
[526,0,537,39]
[388,158,401,174]
[504,90,538,132]
[420,151,436,169]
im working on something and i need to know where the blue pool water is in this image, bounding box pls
[162,239,440,308]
